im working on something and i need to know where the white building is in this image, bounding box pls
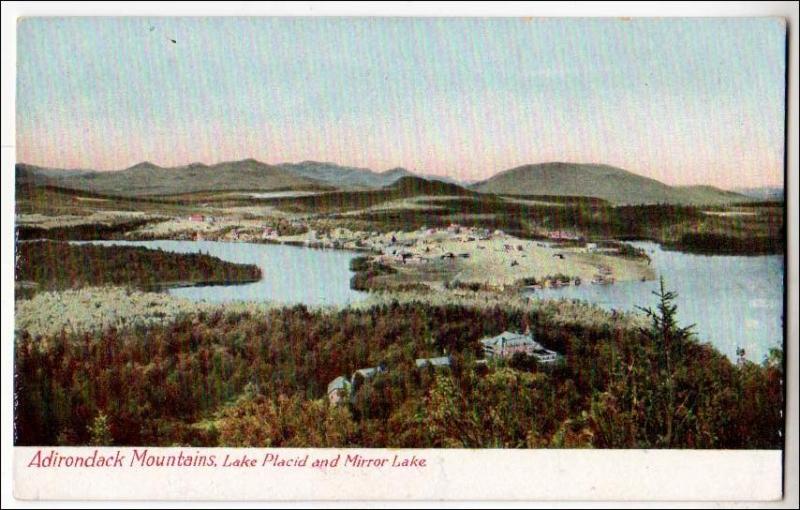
[480,331,559,364]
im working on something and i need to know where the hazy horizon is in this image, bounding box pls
[17,18,786,188]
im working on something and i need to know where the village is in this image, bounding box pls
[124,213,654,291]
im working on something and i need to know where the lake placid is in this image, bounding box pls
[85,240,366,306]
[527,241,784,362]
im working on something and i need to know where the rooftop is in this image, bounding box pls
[480,330,540,348]
[327,376,351,393]
[415,356,452,369]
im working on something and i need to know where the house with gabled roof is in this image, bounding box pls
[327,376,351,406]
[415,356,452,369]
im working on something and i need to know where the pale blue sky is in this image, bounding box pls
[17,17,786,187]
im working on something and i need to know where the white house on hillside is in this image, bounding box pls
[480,331,559,364]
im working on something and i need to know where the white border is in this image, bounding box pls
[1,2,798,508]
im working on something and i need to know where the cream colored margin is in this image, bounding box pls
[13,447,782,501]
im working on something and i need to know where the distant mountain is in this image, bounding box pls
[16,163,91,179]
[379,167,416,183]
[16,159,325,197]
[384,175,475,196]
[273,161,396,189]
[732,186,784,202]
[417,173,472,186]
[674,185,756,205]
[272,161,472,189]
[472,162,751,205]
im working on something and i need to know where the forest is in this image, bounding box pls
[15,241,261,293]
[15,283,783,449]
[15,218,158,241]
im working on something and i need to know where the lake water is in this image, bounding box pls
[527,242,784,362]
[247,191,324,199]
[85,240,366,306]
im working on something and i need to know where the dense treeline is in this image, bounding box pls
[16,219,156,241]
[671,232,784,255]
[15,293,782,448]
[341,199,705,237]
[16,241,261,291]
[259,177,475,213]
[349,256,398,291]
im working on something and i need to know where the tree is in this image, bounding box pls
[636,276,694,447]
[763,347,783,370]
[88,412,113,446]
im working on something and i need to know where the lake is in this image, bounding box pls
[527,241,784,362]
[85,240,366,306]
[247,191,324,199]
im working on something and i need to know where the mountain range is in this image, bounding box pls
[273,161,415,189]
[732,186,784,201]
[17,159,756,205]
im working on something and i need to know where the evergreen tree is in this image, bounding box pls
[636,276,694,447]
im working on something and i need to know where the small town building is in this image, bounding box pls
[327,376,351,406]
[262,226,278,239]
[352,366,385,383]
[415,356,452,369]
[549,230,580,241]
[447,223,462,234]
[475,228,490,238]
[328,357,455,407]
[188,214,204,222]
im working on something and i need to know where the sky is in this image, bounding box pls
[16,17,786,188]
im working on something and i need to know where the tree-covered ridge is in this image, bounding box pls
[15,294,782,449]
[15,241,261,292]
[325,199,783,255]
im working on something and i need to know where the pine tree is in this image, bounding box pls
[636,276,694,447]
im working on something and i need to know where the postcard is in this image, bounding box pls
[8,13,791,504]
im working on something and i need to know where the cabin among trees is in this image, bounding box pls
[327,376,351,406]
[327,357,453,406]
[326,333,562,407]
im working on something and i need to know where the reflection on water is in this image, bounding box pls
[528,242,784,362]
